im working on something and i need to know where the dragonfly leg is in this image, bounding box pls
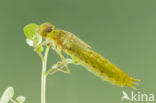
[54,47,71,74]
[48,67,67,75]
[47,59,73,75]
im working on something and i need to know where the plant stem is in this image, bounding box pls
[41,46,50,103]
[10,98,17,103]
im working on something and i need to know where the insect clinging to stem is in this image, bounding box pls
[37,22,140,89]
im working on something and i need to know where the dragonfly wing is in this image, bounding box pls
[68,32,91,49]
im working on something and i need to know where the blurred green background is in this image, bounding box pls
[0,0,156,103]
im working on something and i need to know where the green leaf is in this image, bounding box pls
[16,96,26,103]
[0,87,14,103]
[24,23,39,40]
[37,46,44,52]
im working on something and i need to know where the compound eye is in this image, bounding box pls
[44,26,52,33]
[38,22,54,38]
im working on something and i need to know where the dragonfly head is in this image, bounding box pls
[38,22,55,38]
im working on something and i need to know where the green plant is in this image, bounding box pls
[0,23,76,103]
[0,87,26,103]
[23,23,77,103]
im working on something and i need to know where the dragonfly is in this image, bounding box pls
[38,22,140,89]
